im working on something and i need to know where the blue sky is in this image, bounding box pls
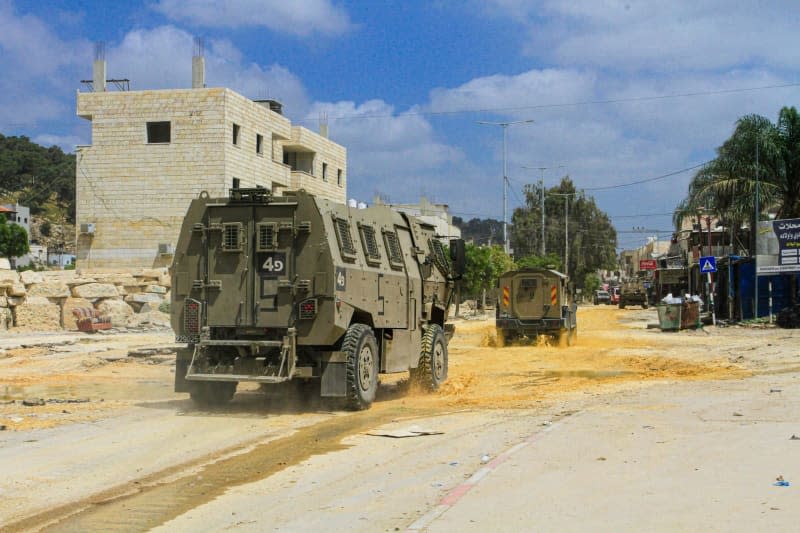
[2,0,799,251]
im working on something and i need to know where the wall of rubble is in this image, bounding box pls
[0,268,172,332]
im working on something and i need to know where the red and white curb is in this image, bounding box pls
[407,419,565,531]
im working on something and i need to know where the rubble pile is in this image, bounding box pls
[0,268,171,331]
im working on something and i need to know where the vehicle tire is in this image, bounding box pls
[412,324,448,391]
[343,323,379,410]
[190,381,237,407]
[619,301,625,309]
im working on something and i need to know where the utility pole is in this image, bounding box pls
[522,165,564,257]
[477,119,535,255]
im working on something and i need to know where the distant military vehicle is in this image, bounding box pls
[618,278,649,309]
[495,268,577,345]
[170,188,465,410]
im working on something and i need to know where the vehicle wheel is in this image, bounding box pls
[190,381,237,407]
[343,323,379,410]
[619,301,625,309]
[412,324,448,391]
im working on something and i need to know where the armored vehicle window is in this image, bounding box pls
[222,222,243,252]
[334,217,357,261]
[428,239,450,275]
[257,223,277,251]
[517,278,537,302]
[358,224,381,264]
[383,230,404,270]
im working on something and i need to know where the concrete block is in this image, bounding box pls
[13,296,61,330]
[8,282,26,297]
[0,270,20,284]
[72,283,119,299]
[27,282,71,299]
[96,298,134,327]
[20,271,44,285]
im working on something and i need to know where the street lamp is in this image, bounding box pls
[477,119,535,254]
[522,164,564,255]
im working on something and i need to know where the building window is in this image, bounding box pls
[146,121,171,143]
[322,162,328,182]
[256,134,263,155]
[232,123,241,146]
[232,177,240,189]
[337,169,343,186]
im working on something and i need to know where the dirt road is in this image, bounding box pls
[1,306,798,531]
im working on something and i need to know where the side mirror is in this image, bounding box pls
[449,238,466,279]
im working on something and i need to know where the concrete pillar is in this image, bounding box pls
[192,55,205,89]
[93,60,106,92]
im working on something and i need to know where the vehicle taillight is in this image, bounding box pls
[299,299,317,319]
[184,298,201,336]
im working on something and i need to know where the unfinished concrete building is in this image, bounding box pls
[76,47,346,269]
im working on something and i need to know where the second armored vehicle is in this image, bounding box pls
[170,188,465,410]
[619,278,649,309]
[495,268,577,345]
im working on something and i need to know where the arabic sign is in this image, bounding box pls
[639,259,657,270]
[773,218,800,266]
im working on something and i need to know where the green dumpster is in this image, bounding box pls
[656,303,682,331]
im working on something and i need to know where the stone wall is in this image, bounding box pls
[0,268,172,332]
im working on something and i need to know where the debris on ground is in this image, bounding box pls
[366,425,444,438]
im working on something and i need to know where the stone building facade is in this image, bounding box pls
[76,79,346,269]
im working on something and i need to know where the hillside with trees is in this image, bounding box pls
[0,134,75,224]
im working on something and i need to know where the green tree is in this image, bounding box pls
[510,176,617,286]
[0,215,30,260]
[675,106,800,234]
[515,252,562,271]
[462,243,515,301]
[584,272,602,295]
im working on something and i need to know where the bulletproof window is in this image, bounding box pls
[146,121,171,143]
[222,222,243,252]
[359,224,381,265]
[517,278,538,302]
[256,134,264,155]
[334,217,357,261]
[383,230,404,270]
[232,123,241,145]
[257,223,277,251]
[428,238,450,276]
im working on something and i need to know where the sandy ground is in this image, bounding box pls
[1,305,798,531]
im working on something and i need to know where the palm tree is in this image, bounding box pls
[675,106,800,233]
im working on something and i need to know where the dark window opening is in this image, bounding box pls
[232,177,240,189]
[222,223,243,252]
[359,225,381,264]
[334,217,357,260]
[256,134,263,154]
[322,162,328,182]
[147,121,171,143]
[232,123,241,145]
[337,169,343,186]
[383,230,404,269]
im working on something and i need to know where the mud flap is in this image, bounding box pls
[174,347,193,392]
[321,362,347,397]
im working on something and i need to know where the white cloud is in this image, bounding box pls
[153,0,353,37]
[305,100,471,204]
[481,0,798,72]
[107,25,309,114]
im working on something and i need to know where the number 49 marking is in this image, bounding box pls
[261,252,286,274]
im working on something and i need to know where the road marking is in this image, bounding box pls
[406,419,565,531]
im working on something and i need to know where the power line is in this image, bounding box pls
[296,82,800,124]
[582,161,709,191]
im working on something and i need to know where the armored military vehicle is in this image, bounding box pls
[618,278,649,309]
[495,268,577,345]
[170,188,465,410]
